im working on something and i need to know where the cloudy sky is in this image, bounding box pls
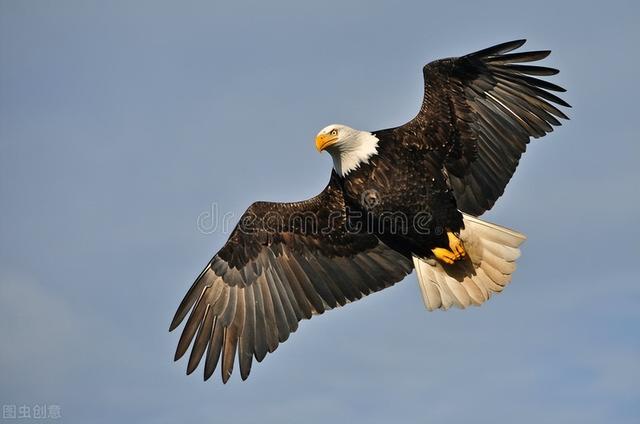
[1,0,638,423]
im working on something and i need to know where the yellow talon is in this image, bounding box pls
[431,247,457,264]
[447,231,466,259]
[431,231,466,265]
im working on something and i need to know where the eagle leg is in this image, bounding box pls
[431,232,466,265]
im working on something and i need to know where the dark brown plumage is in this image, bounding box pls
[170,40,569,383]
[411,39,570,214]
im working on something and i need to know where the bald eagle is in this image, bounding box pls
[170,40,569,383]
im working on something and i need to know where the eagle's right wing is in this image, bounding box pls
[413,39,570,215]
[169,173,413,383]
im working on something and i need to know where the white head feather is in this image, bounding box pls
[315,124,379,177]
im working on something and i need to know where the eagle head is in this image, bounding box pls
[315,124,379,176]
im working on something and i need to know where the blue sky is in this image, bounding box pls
[1,0,638,423]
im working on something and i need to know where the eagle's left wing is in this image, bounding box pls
[412,39,570,215]
[170,173,413,383]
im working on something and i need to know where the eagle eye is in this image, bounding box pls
[330,129,338,136]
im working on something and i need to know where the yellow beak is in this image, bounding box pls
[315,133,338,152]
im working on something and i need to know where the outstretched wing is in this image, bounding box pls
[169,173,413,383]
[414,39,570,215]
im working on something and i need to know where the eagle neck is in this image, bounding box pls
[331,132,379,177]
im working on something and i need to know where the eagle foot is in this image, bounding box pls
[431,232,466,265]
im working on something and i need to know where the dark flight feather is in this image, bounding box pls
[406,39,570,214]
[170,174,413,382]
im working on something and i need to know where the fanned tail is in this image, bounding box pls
[413,213,526,310]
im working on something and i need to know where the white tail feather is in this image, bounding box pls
[413,213,526,311]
